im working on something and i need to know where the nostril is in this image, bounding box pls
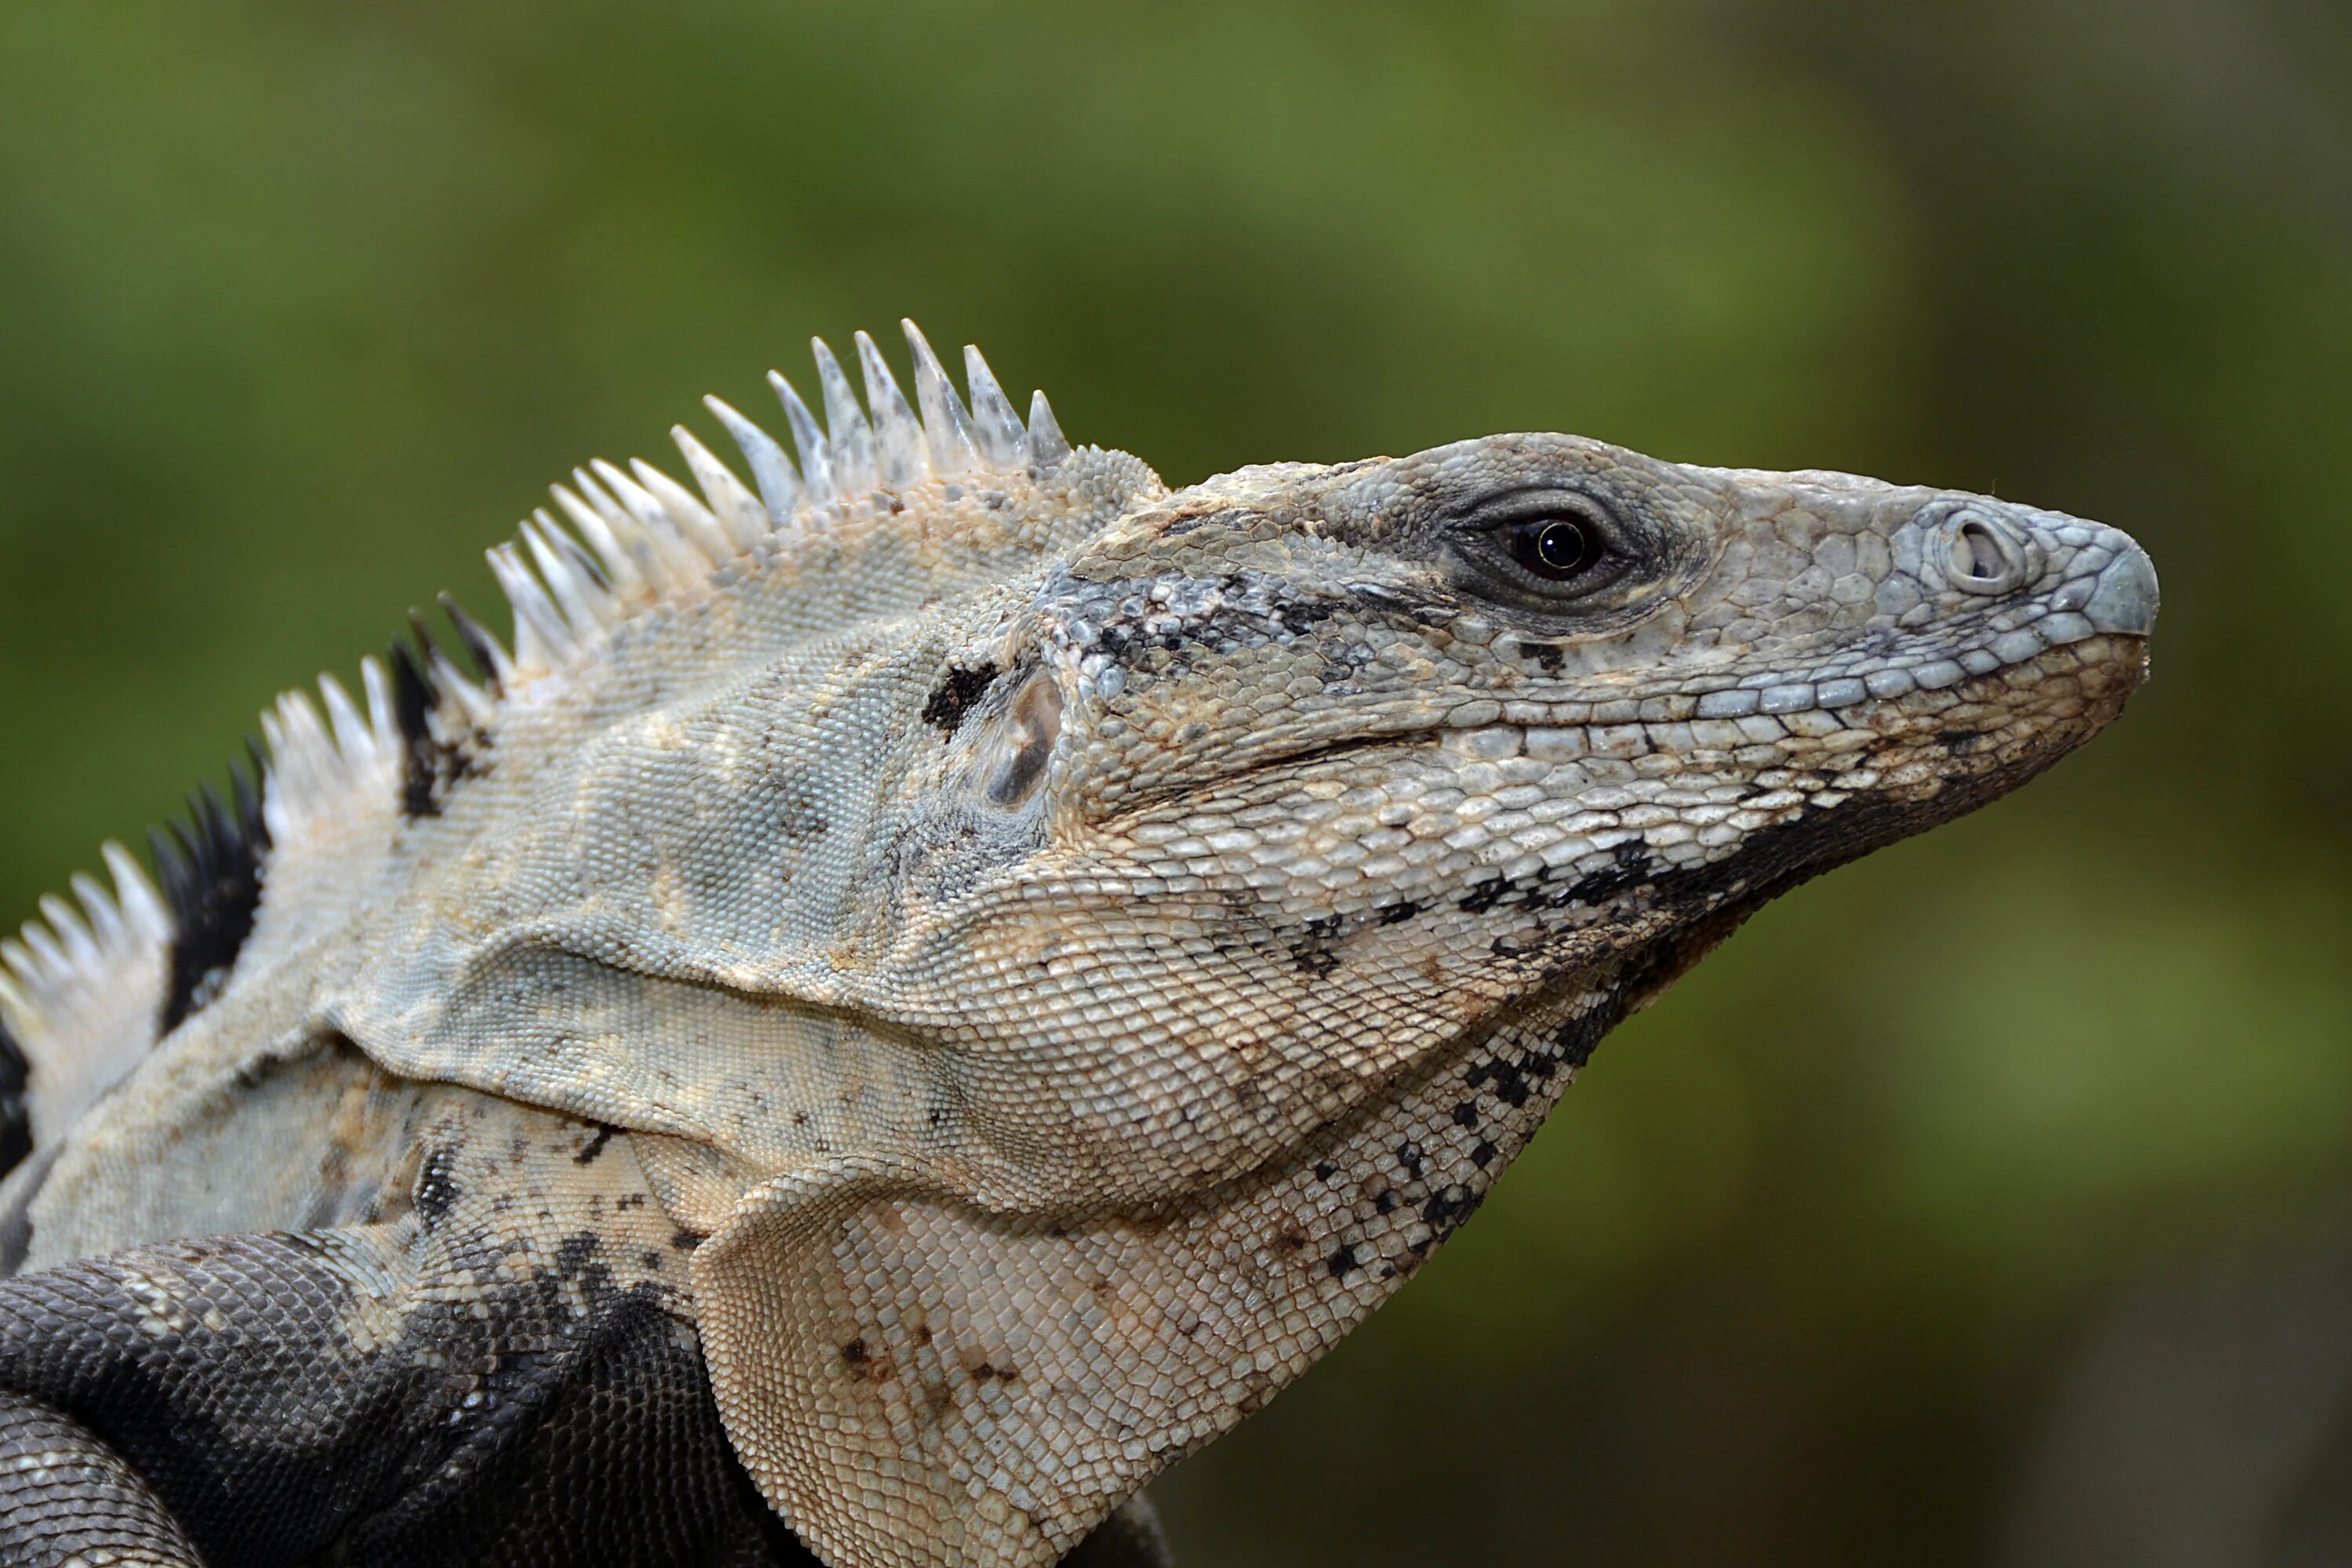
[1943,512,2025,594]
[1953,521,2005,583]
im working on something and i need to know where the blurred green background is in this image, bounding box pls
[3,1,2347,1563]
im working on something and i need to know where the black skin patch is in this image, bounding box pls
[572,1123,618,1167]
[1519,640,1567,673]
[920,661,1000,734]
[0,1231,823,1566]
[152,757,271,1035]
[0,1015,28,1181]
[1327,1243,1359,1279]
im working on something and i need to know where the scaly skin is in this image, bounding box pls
[0,327,2154,1568]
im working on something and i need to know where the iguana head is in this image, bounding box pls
[652,367,2149,1567]
[869,430,2154,1203]
[6,325,2145,1568]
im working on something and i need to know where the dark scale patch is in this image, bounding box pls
[572,1123,617,1167]
[1464,1057,1534,1109]
[1458,876,1509,914]
[1519,640,1567,673]
[1449,1101,1480,1129]
[0,1015,28,1181]
[1290,913,1345,977]
[152,757,271,1034]
[1545,839,1656,910]
[1415,1185,1484,1251]
[1326,1243,1359,1279]
[920,660,1000,733]
[413,1149,463,1229]
[1374,898,1424,926]
[1938,728,1991,754]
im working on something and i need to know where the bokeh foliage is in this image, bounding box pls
[2,1,2347,1562]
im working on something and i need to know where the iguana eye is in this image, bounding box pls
[1509,516,1595,581]
[1450,489,1638,607]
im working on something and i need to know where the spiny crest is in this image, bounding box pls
[0,323,1072,1152]
[245,321,1071,851]
[0,840,172,1160]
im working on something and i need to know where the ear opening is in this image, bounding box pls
[983,671,1062,809]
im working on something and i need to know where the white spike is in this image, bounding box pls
[902,321,982,477]
[691,405,795,535]
[103,842,170,945]
[1025,389,1071,465]
[567,466,633,535]
[423,637,498,730]
[488,543,576,672]
[38,896,96,971]
[361,656,401,763]
[2,938,38,991]
[856,330,928,489]
[20,922,68,982]
[524,516,617,632]
[318,673,376,763]
[550,488,656,595]
[575,466,697,585]
[69,873,122,950]
[962,345,1027,470]
[592,459,713,579]
[812,338,876,494]
[767,371,835,505]
[632,457,739,563]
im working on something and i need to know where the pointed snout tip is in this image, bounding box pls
[2083,541,2160,637]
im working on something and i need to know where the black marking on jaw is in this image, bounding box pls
[153,755,271,1034]
[1456,839,1657,917]
[922,660,1000,734]
[0,1017,27,1181]
[1286,897,1428,975]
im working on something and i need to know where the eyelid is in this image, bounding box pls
[1457,488,1616,537]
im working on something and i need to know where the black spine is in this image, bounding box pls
[154,759,271,1034]
[0,1017,29,1180]
[437,592,503,691]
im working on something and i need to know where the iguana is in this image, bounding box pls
[0,321,2157,1568]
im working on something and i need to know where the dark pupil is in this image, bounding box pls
[1512,517,1592,580]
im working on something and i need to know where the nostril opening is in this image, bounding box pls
[1954,521,2005,582]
